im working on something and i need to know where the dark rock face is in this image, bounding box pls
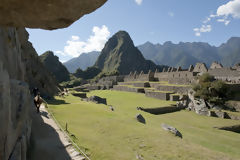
[94,31,164,75]
[17,28,59,97]
[161,123,182,138]
[40,51,70,83]
[136,114,146,124]
[0,27,33,160]
[0,0,107,29]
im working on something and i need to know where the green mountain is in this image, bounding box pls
[138,37,240,68]
[40,51,70,83]
[63,51,100,73]
[94,31,163,74]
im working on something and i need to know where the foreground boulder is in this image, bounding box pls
[187,90,209,116]
[88,96,107,105]
[0,0,107,29]
[136,114,146,124]
[161,123,182,138]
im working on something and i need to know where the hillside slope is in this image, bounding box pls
[64,51,100,73]
[40,51,70,83]
[94,31,163,74]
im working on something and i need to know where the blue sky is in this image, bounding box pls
[27,0,240,62]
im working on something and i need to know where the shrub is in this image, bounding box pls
[193,73,229,105]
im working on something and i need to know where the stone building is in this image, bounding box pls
[123,62,240,84]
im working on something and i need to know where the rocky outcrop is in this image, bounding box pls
[0,1,107,160]
[136,114,146,124]
[40,51,70,83]
[161,123,182,138]
[0,0,107,30]
[17,28,59,97]
[0,27,32,160]
[86,96,107,105]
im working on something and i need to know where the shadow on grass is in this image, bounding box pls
[47,99,70,105]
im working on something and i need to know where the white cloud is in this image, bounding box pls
[193,25,212,36]
[193,0,240,36]
[135,0,142,5]
[55,25,110,60]
[217,0,240,18]
[217,18,230,25]
[203,17,211,23]
[168,12,174,17]
[71,35,80,41]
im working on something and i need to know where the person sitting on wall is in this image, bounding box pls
[34,92,48,113]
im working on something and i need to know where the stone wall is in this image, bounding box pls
[124,70,155,82]
[210,62,223,69]
[154,85,190,94]
[113,85,145,93]
[0,27,32,160]
[208,68,240,83]
[0,1,108,160]
[193,63,208,73]
[145,91,174,100]
[154,71,197,85]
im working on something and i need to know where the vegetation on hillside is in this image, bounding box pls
[74,66,101,80]
[60,75,85,88]
[40,51,70,83]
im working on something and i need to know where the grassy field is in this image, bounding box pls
[48,90,240,160]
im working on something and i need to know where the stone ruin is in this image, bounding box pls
[123,61,240,85]
[124,70,155,82]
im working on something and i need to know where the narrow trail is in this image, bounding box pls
[29,105,87,160]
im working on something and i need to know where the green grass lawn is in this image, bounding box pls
[48,90,240,160]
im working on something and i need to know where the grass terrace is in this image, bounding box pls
[48,90,240,160]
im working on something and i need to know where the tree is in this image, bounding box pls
[193,73,229,105]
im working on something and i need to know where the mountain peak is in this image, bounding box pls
[40,51,70,82]
[94,31,160,74]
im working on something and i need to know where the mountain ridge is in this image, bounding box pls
[138,37,240,68]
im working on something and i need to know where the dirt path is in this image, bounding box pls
[29,105,86,160]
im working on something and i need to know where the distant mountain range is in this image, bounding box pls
[64,51,100,73]
[63,35,240,74]
[138,37,240,68]
[94,31,164,74]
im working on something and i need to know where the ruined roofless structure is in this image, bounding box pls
[123,62,240,84]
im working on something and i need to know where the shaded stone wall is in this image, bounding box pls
[145,91,174,100]
[0,27,32,160]
[113,85,145,93]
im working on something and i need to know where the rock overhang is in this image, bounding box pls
[0,0,107,30]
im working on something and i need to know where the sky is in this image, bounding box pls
[27,0,240,62]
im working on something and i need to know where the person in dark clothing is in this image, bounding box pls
[33,87,39,97]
